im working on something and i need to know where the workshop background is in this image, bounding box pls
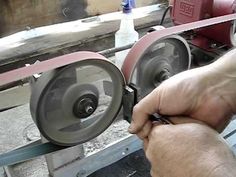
[1,0,236,177]
[0,0,167,37]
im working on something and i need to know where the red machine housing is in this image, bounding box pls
[170,0,236,49]
[170,0,214,24]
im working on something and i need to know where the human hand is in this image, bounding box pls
[145,118,236,177]
[129,63,236,140]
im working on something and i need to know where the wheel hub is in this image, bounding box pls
[73,92,98,119]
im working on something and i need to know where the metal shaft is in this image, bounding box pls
[99,43,134,56]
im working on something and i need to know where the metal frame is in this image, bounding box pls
[54,135,142,177]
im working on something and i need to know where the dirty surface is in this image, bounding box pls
[88,150,151,177]
[0,104,132,177]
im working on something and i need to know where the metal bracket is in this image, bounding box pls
[0,140,66,167]
[122,84,140,123]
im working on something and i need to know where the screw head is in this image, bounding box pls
[77,170,86,177]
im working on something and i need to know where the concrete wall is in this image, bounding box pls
[0,0,167,37]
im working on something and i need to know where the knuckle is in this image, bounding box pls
[181,123,212,137]
[139,129,150,140]
[137,132,145,140]
[145,148,152,161]
[150,125,171,139]
[150,128,160,139]
[132,104,142,115]
[150,169,155,177]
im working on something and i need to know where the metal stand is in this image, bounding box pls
[53,135,142,177]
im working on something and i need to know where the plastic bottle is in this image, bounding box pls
[115,0,139,69]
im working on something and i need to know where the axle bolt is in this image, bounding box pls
[85,105,94,114]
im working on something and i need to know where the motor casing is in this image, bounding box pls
[170,0,213,24]
[170,0,236,48]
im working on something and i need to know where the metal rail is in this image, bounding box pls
[99,43,134,56]
[0,140,65,167]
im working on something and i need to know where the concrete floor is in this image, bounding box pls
[0,103,131,177]
[0,104,48,177]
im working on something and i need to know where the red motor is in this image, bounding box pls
[170,0,236,49]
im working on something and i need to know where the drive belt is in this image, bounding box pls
[1,14,236,86]
[121,13,236,82]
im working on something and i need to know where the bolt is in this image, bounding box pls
[161,73,170,81]
[204,13,211,19]
[210,43,217,48]
[77,170,86,177]
[85,105,94,114]
[159,69,170,82]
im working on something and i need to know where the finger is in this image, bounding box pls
[148,123,173,141]
[143,121,163,151]
[129,89,161,134]
[136,121,152,140]
[147,117,204,140]
[147,117,207,143]
[167,116,206,125]
[150,169,160,177]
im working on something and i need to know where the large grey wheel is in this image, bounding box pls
[122,35,191,99]
[30,54,125,146]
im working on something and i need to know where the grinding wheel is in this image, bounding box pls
[122,35,191,98]
[30,52,125,146]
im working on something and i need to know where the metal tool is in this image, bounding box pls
[1,13,236,167]
[149,114,174,125]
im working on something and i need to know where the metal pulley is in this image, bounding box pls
[30,52,125,146]
[122,34,191,99]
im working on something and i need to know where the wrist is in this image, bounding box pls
[196,136,236,177]
[202,52,236,113]
[207,162,236,177]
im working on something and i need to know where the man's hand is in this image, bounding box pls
[145,118,236,177]
[129,52,236,139]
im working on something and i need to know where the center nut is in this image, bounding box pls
[151,60,172,87]
[73,93,98,119]
[156,68,171,82]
